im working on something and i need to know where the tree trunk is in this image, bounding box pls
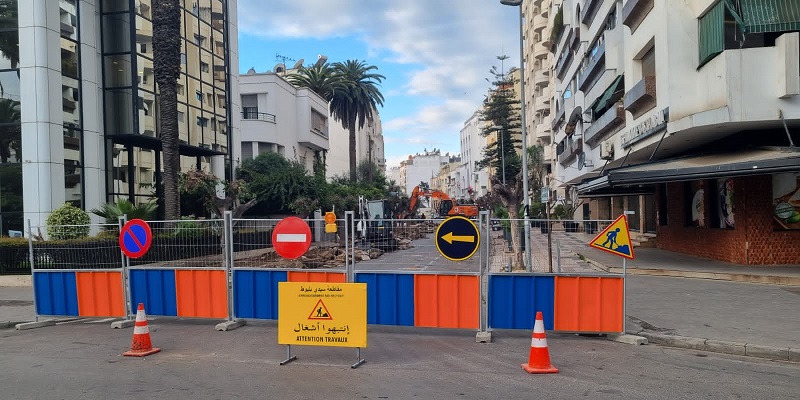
[348,116,357,182]
[506,198,525,270]
[153,0,182,221]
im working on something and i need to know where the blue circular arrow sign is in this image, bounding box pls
[434,216,480,261]
[119,219,152,259]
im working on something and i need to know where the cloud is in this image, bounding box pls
[238,0,520,101]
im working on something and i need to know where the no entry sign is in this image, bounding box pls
[119,219,152,259]
[272,216,312,260]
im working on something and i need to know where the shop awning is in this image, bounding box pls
[735,0,800,34]
[577,147,800,194]
[589,75,624,117]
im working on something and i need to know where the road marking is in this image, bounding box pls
[441,232,475,244]
[276,234,307,242]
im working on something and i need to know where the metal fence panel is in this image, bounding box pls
[29,223,121,270]
[131,220,226,269]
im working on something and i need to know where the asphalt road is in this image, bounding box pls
[1,319,798,399]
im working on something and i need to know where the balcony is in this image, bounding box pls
[623,76,657,118]
[533,14,548,34]
[534,41,550,60]
[558,136,582,165]
[577,39,606,91]
[622,0,654,33]
[535,121,552,141]
[298,127,329,151]
[554,47,573,79]
[581,0,603,26]
[584,102,625,146]
[241,109,276,123]
[535,96,550,114]
[534,69,549,87]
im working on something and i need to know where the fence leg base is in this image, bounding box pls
[111,319,135,329]
[215,319,246,332]
[15,319,56,330]
[475,331,493,343]
[608,334,648,345]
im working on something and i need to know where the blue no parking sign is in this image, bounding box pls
[119,219,153,259]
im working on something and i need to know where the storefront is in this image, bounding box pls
[577,147,800,265]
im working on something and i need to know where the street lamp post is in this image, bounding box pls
[500,0,532,271]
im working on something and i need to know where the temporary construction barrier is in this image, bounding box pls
[25,211,626,337]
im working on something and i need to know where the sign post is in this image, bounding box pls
[278,282,367,368]
[434,216,481,261]
[272,217,312,259]
[588,213,635,333]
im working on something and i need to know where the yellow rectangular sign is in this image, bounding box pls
[278,282,367,348]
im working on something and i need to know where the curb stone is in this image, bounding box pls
[638,331,795,361]
[745,344,790,361]
[580,257,800,286]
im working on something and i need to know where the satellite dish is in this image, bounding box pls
[578,153,585,171]
[293,59,304,69]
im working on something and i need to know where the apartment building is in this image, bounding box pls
[0,0,240,234]
[399,149,459,197]
[548,0,800,264]
[238,69,329,173]
[459,111,490,198]
[523,0,557,197]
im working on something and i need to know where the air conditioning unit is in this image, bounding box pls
[600,140,614,160]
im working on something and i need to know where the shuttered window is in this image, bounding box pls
[698,1,725,67]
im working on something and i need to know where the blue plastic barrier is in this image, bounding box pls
[128,269,177,316]
[233,270,287,319]
[488,275,555,330]
[355,273,415,326]
[33,271,79,316]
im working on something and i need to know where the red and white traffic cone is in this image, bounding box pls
[521,311,558,374]
[123,303,161,357]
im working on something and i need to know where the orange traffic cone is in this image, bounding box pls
[123,303,161,357]
[521,311,558,374]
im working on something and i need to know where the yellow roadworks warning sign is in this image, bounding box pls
[589,214,635,259]
[278,282,367,348]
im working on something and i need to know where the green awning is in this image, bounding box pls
[737,0,800,34]
[590,75,624,116]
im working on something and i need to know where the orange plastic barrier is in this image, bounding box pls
[175,270,228,318]
[75,271,125,317]
[553,276,623,332]
[414,274,479,329]
[287,271,346,283]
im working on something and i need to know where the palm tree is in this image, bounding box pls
[287,62,345,102]
[331,60,385,182]
[152,0,182,221]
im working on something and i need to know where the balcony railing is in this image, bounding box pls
[622,0,654,33]
[558,136,582,165]
[555,47,573,79]
[584,102,625,145]
[578,39,606,90]
[623,76,657,118]
[242,109,276,123]
[582,0,602,25]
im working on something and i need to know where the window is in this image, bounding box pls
[180,53,187,65]
[195,90,202,101]
[193,34,206,47]
[641,47,655,78]
[196,117,208,127]
[177,84,184,95]
[200,62,209,72]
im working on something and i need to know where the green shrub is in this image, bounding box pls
[46,203,90,240]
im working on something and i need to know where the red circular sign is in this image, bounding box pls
[119,219,152,259]
[272,216,312,260]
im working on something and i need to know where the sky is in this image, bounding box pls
[236,0,522,171]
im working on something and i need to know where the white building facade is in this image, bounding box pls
[238,70,329,173]
[546,0,800,264]
[459,111,490,198]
